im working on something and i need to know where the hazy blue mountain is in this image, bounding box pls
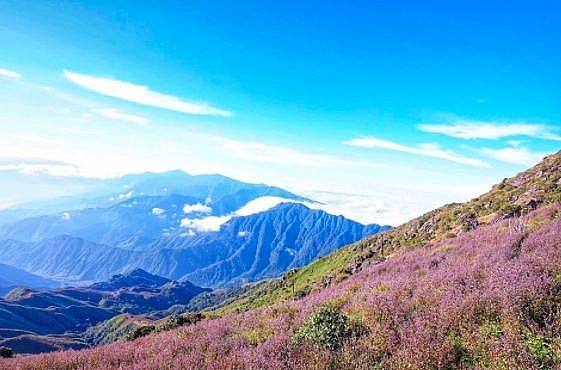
[0,194,201,245]
[0,191,308,246]
[0,264,59,296]
[0,236,140,284]
[181,203,391,286]
[0,170,310,223]
[0,203,390,287]
[0,170,390,289]
[0,169,97,218]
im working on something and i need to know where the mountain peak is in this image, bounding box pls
[271,201,310,212]
[124,268,155,279]
[92,269,171,291]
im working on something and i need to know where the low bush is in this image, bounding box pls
[0,346,13,358]
[292,305,364,351]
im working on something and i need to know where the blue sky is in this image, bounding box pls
[0,1,560,225]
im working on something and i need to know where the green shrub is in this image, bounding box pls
[156,313,203,332]
[523,333,558,370]
[0,346,13,358]
[292,305,364,351]
[126,325,155,341]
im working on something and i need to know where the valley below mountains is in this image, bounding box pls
[0,268,209,354]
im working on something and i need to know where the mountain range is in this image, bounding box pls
[0,269,208,354]
[0,171,389,288]
[0,264,58,296]
[3,151,559,368]
[0,203,389,288]
[0,170,311,226]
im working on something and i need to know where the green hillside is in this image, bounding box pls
[214,151,561,315]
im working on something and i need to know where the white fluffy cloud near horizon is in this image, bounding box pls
[63,70,232,117]
[152,207,166,216]
[180,196,300,233]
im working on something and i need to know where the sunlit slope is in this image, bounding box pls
[215,151,561,314]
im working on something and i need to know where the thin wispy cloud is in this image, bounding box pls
[0,158,80,176]
[483,146,549,166]
[0,162,80,177]
[0,157,74,167]
[92,108,149,124]
[418,121,561,141]
[214,136,385,168]
[0,68,21,79]
[345,137,489,167]
[63,71,232,117]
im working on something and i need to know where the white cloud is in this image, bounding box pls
[183,203,212,214]
[482,147,549,166]
[235,196,297,216]
[0,68,20,79]
[152,207,166,216]
[0,157,72,167]
[214,136,385,168]
[118,191,134,200]
[180,215,231,232]
[93,108,149,124]
[63,70,231,117]
[61,212,71,220]
[180,196,300,233]
[418,121,561,141]
[300,190,401,226]
[0,158,81,176]
[0,163,81,176]
[344,137,488,167]
[299,182,491,226]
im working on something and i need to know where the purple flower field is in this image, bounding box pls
[3,204,561,369]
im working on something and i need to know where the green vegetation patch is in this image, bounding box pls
[292,305,366,351]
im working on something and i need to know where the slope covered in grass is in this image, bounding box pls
[4,202,561,369]
[215,151,561,314]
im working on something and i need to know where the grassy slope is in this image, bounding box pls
[213,151,561,315]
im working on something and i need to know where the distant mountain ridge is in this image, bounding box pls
[0,203,390,287]
[0,170,312,226]
[0,170,390,288]
[0,264,58,296]
[0,269,208,354]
